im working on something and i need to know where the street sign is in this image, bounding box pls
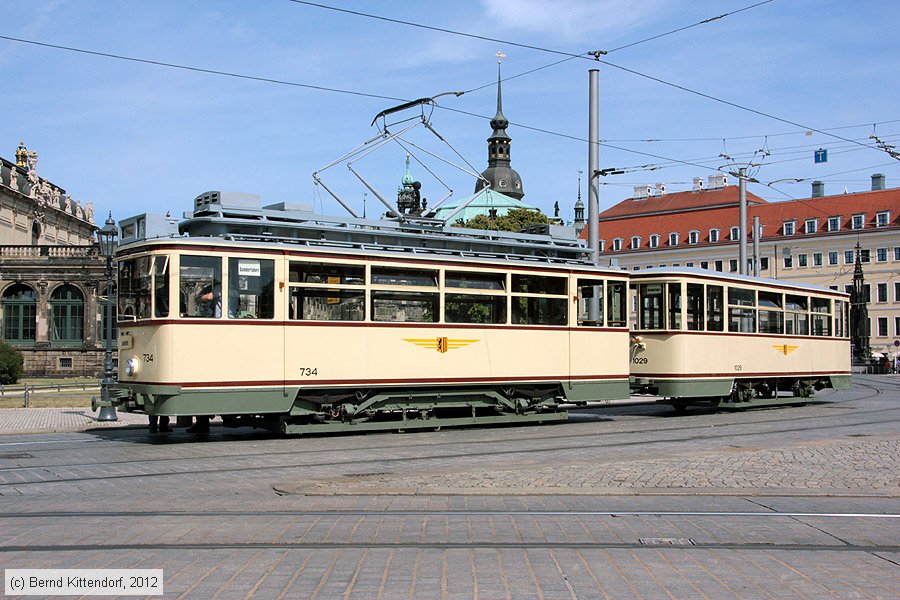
[814,148,828,163]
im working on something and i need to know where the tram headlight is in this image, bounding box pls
[124,356,141,377]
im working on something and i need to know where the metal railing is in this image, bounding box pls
[0,381,99,408]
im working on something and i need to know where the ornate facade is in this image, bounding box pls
[0,142,111,377]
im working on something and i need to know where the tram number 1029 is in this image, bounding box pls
[632,357,648,365]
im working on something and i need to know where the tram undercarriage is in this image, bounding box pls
[119,384,569,435]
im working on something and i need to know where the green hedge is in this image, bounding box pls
[0,341,24,385]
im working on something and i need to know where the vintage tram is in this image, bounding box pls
[108,192,632,433]
[629,268,852,410]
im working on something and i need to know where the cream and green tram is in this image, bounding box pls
[107,192,631,434]
[629,268,851,410]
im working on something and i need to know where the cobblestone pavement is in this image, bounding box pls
[0,375,897,599]
[276,436,899,497]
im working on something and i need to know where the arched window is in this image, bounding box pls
[2,284,37,344]
[50,284,84,344]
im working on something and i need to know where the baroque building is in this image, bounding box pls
[0,142,111,376]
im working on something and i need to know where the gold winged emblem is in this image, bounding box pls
[773,344,799,355]
[404,337,479,353]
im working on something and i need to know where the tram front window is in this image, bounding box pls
[638,283,664,330]
[180,255,222,318]
[118,256,151,320]
[686,283,704,330]
[153,256,169,317]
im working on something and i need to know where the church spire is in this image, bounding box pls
[474,52,524,200]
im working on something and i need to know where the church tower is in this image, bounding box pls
[474,53,524,200]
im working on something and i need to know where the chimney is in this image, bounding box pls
[692,177,705,192]
[871,173,885,191]
[707,174,727,190]
[653,182,666,196]
[633,184,651,200]
[811,181,825,198]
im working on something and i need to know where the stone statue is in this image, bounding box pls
[6,167,17,192]
[84,202,94,223]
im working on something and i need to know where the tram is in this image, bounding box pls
[108,191,632,433]
[629,268,852,410]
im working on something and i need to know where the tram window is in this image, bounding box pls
[729,306,757,333]
[290,288,364,321]
[511,274,566,295]
[118,256,152,320]
[153,256,170,318]
[512,297,567,326]
[372,291,438,322]
[446,271,505,290]
[686,283,704,330]
[668,283,682,330]
[706,285,724,331]
[372,267,437,287]
[784,294,809,336]
[607,281,627,327]
[445,294,506,324]
[290,262,364,285]
[638,283,665,330]
[728,287,755,306]
[227,258,274,319]
[811,297,832,336]
[757,291,784,334]
[576,279,604,326]
[179,255,222,318]
[834,300,847,337]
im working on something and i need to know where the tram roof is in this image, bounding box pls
[118,191,625,272]
[630,267,849,297]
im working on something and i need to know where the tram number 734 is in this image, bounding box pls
[299,367,318,376]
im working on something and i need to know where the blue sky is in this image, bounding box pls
[2,1,898,225]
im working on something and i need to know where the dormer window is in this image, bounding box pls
[612,237,623,251]
[668,232,679,246]
[649,234,660,249]
[876,211,890,227]
[688,230,699,245]
[709,228,720,243]
[852,214,865,229]
[828,216,841,232]
[805,219,818,234]
[783,220,796,236]
[729,226,740,241]
[630,236,641,250]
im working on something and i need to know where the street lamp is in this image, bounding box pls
[96,212,118,421]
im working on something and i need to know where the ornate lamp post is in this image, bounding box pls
[96,212,118,421]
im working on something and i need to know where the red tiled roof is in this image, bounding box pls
[580,185,900,252]
[598,185,767,220]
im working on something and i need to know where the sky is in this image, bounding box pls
[1,0,898,227]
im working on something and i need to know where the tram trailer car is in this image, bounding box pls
[107,192,632,434]
[629,268,852,410]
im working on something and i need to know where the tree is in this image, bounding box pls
[455,208,552,232]
[0,340,24,385]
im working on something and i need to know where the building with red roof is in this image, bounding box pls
[582,173,900,360]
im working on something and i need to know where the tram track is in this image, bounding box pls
[0,378,894,489]
[0,414,895,489]
[0,384,894,477]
